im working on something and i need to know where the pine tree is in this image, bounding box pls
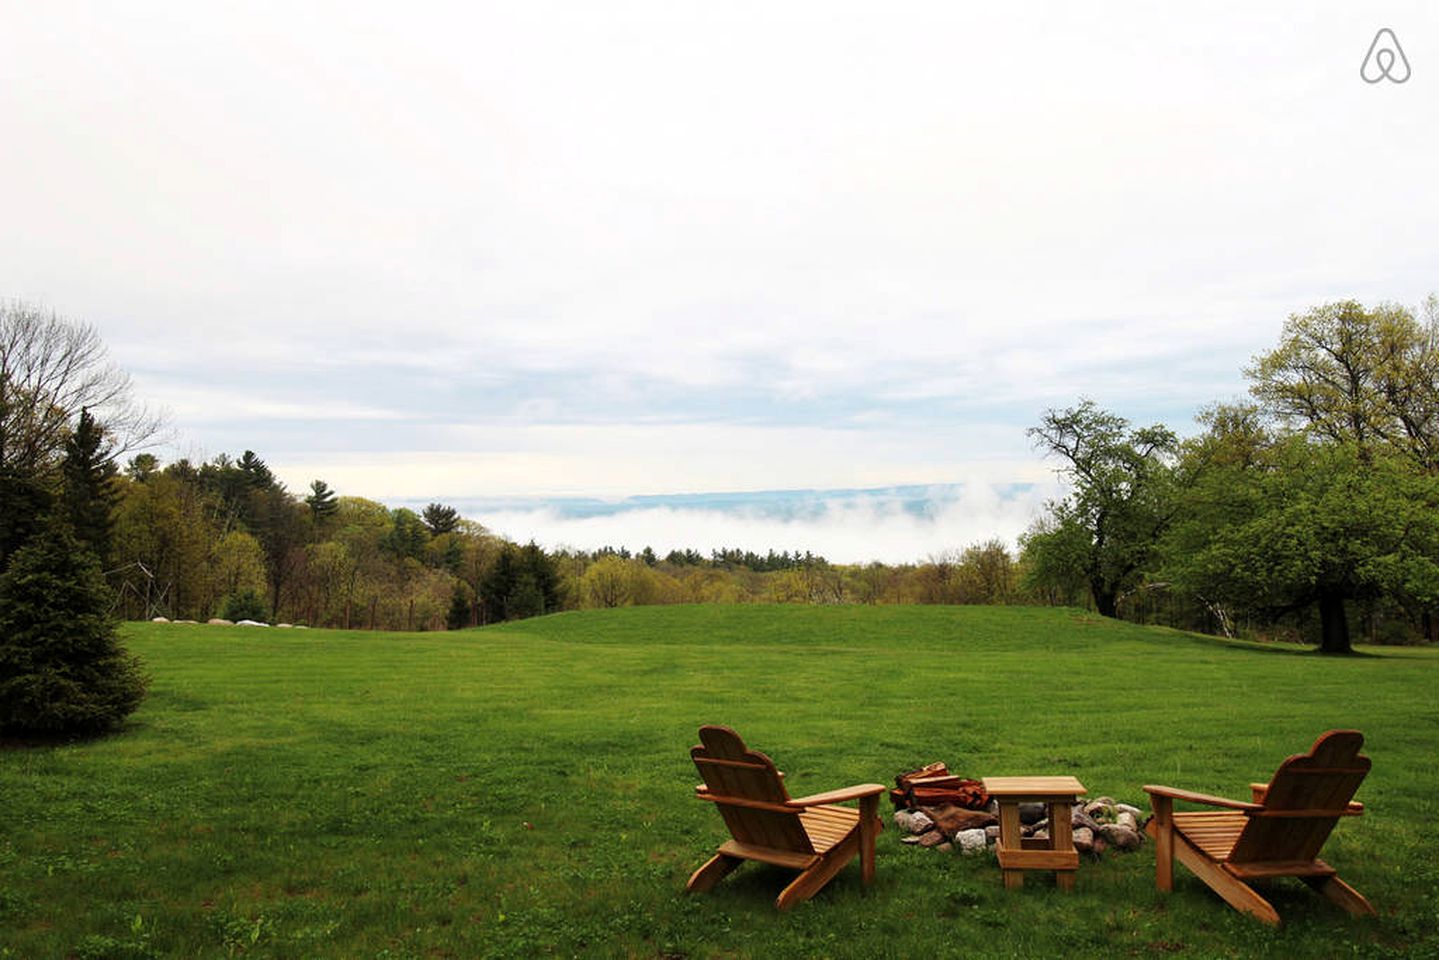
[306,479,339,523]
[0,523,148,735]
[61,408,119,568]
[422,502,460,535]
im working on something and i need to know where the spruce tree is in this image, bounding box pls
[422,502,460,535]
[0,523,147,735]
[61,407,119,568]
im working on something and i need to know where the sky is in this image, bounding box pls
[3,2,1436,562]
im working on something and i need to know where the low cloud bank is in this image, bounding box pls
[461,482,1060,565]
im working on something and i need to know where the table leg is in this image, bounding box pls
[1050,800,1075,891]
[999,800,1023,889]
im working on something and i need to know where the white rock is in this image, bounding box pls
[207,618,234,626]
[1115,803,1144,818]
[1116,811,1138,831]
[276,623,294,628]
[235,619,270,627]
[955,828,988,855]
[894,809,935,835]
[151,616,170,623]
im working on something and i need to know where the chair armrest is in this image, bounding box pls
[1250,783,1268,803]
[787,784,887,807]
[1143,784,1262,811]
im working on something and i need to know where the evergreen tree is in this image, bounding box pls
[422,502,460,536]
[306,479,339,523]
[0,523,147,735]
[445,582,472,630]
[61,408,119,568]
[237,450,275,490]
[0,468,52,569]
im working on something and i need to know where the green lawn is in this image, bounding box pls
[3,605,1437,959]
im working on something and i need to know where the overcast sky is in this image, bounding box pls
[3,3,1436,559]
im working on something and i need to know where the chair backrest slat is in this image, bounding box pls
[692,725,813,854]
[1230,730,1369,864]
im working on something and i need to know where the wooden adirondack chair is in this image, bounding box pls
[1144,730,1375,926]
[686,725,885,910]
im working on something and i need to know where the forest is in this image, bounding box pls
[4,297,1437,649]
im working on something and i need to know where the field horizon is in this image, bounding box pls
[3,604,1437,958]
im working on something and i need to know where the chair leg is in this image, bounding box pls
[859,795,879,886]
[1148,795,1174,892]
[1303,875,1376,917]
[775,835,857,911]
[1170,834,1281,926]
[686,853,742,894]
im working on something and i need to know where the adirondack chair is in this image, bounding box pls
[686,725,885,910]
[1144,730,1375,926]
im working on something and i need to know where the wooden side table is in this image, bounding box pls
[981,776,1086,891]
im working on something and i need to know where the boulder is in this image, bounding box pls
[276,623,294,629]
[1018,802,1046,824]
[1071,826,1094,854]
[1115,803,1144,819]
[1071,808,1102,833]
[207,618,234,626]
[151,616,170,623]
[1116,811,1139,831]
[1098,823,1143,851]
[918,829,949,848]
[1084,800,1115,820]
[954,828,988,855]
[900,835,923,845]
[895,809,935,835]
[984,825,1001,842]
[235,619,269,627]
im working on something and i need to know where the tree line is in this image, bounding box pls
[1020,297,1439,653]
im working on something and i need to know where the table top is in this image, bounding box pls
[981,775,1087,798]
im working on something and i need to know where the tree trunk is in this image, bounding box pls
[1317,590,1353,654]
[1092,584,1119,618]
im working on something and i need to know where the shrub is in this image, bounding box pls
[0,524,148,735]
[219,589,269,623]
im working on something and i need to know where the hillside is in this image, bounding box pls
[3,605,1436,958]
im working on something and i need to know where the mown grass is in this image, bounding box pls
[3,605,1437,959]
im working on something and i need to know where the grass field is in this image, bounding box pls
[3,605,1437,959]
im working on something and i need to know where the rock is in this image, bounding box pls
[235,619,269,627]
[955,828,988,855]
[276,623,294,628]
[1092,835,1109,855]
[1071,808,1102,833]
[1115,803,1144,818]
[936,842,954,853]
[1072,826,1094,853]
[984,825,1001,842]
[900,835,923,845]
[151,616,170,623]
[175,619,197,624]
[918,829,949,848]
[1094,796,1117,807]
[1098,823,1143,851]
[895,809,935,835]
[1084,800,1114,819]
[1031,829,1049,842]
[1116,811,1139,831]
[985,799,1000,816]
[1019,802,1046,825]
[207,618,234,626]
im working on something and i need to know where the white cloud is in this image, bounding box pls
[478,482,1061,565]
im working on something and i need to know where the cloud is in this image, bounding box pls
[467,482,1063,565]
